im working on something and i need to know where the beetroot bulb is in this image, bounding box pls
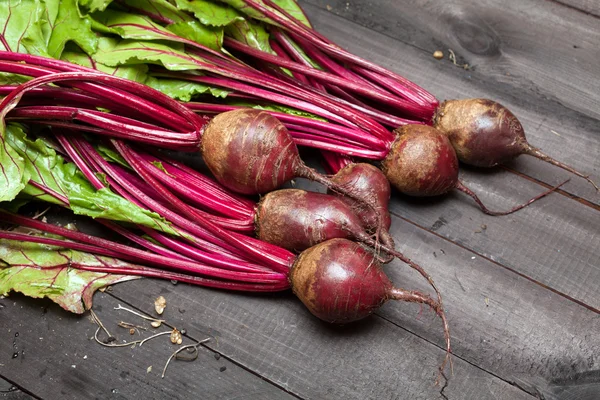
[255,188,394,263]
[290,238,451,377]
[326,163,394,249]
[380,125,569,215]
[433,99,598,191]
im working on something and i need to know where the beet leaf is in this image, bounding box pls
[0,232,138,314]
[5,126,181,236]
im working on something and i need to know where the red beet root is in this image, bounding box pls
[328,163,393,248]
[201,109,387,237]
[434,98,598,191]
[382,125,458,197]
[201,109,352,195]
[290,238,451,372]
[381,125,568,215]
[255,189,372,251]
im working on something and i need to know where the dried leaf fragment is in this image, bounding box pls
[154,296,166,315]
[170,328,182,345]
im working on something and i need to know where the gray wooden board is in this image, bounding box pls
[0,293,297,400]
[106,278,536,400]
[0,376,33,400]
[381,217,600,400]
[555,0,600,17]
[300,1,600,204]
[391,169,600,311]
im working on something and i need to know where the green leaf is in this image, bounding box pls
[225,18,273,54]
[79,0,114,12]
[218,0,311,28]
[0,236,138,313]
[93,9,224,51]
[173,0,244,27]
[118,0,193,24]
[166,20,224,51]
[0,72,32,85]
[4,124,65,205]
[94,9,181,41]
[0,124,27,203]
[92,38,204,71]
[45,0,98,58]
[270,0,312,27]
[96,143,131,168]
[0,0,50,56]
[4,127,181,237]
[61,40,151,83]
[145,76,229,101]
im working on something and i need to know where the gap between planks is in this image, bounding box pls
[545,0,600,18]
[104,285,537,400]
[388,208,600,315]
[0,375,38,400]
[101,292,305,400]
[500,165,600,213]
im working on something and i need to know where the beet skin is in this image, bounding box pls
[329,163,392,233]
[255,189,370,252]
[381,125,459,196]
[290,238,393,323]
[201,109,301,194]
[434,98,526,167]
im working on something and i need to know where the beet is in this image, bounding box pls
[255,189,372,251]
[328,163,393,248]
[380,125,568,215]
[381,125,458,197]
[201,109,353,195]
[290,238,451,372]
[434,98,598,191]
[201,109,387,238]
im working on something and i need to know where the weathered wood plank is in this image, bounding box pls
[299,1,600,203]
[107,279,535,400]
[390,168,600,311]
[0,376,33,400]
[0,294,297,400]
[554,0,600,17]
[381,215,600,399]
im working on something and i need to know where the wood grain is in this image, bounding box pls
[300,1,600,204]
[107,279,536,400]
[0,376,33,400]
[553,0,600,17]
[0,294,296,400]
[381,216,600,399]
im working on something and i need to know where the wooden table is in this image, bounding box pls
[1,1,599,399]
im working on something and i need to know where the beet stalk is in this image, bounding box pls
[0,216,451,378]
[216,2,598,191]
